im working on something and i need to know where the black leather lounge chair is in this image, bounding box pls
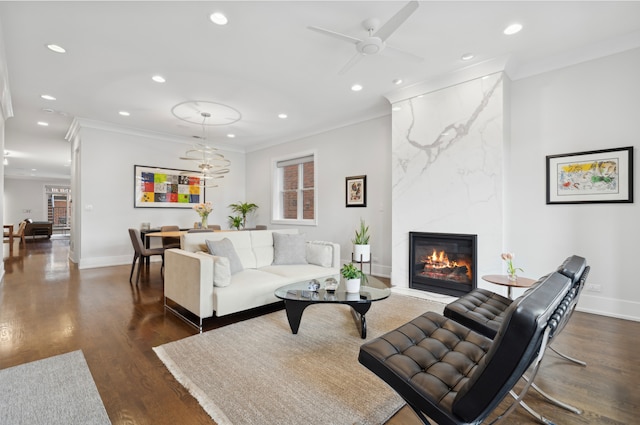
[359,271,574,425]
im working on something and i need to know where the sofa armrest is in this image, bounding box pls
[306,241,341,268]
[164,249,215,319]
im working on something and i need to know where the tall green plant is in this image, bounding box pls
[352,218,370,245]
[228,202,259,228]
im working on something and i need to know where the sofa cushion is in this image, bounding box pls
[306,241,334,268]
[273,232,308,265]
[206,238,244,275]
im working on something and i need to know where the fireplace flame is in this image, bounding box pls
[420,249,472,282]
[426,249,457,269]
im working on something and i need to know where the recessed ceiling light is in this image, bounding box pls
[46,44,66,53]
[37,121,49,126]
[119,111,131,116]
[42,108,55,113]
[351,84,363,92]
[391,106,402,112]
[503,23,523,35]
[392,79,403,85]
[227,134,236,138]
[278,113,288,119]
[41,94,56,101]
[461,53,475,61]
[210,12,228,25]
[152,75,166,83]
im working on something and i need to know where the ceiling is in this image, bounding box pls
[2,1,640,181]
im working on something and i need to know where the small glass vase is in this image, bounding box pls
[200,215,208,229]
[507,272,517,282]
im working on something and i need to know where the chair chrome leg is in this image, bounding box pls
[550,346,587,366]
[530,381,583,414]
[514,396,557,425]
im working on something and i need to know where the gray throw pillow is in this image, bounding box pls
[273,233,308,265]
[206,238,244,275]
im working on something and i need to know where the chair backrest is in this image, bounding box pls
[209,224,221,230]
[128,228,144,255]
[255,225,267,230]
[452,271,573,422]
[160,225,180,248]
[554,255,590,339]
[557,255,587,285]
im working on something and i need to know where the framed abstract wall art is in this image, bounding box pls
[134,165,205,208]
[346,175,367,207]
[546,146,633,204]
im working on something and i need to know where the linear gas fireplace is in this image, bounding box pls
[409,232,477,297]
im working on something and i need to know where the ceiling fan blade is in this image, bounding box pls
[384,45,424,63]
[338,53,364,75]
[307,26,361,45]
[373,0,419,42]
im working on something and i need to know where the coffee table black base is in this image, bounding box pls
[284,299,372,339]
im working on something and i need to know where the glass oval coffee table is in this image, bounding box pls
[274,275,390,339]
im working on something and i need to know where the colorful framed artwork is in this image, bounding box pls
[134,165,205,208]
[346,175,367,207]
[546,146,633,204]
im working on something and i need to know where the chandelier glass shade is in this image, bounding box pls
[180,112,231,188]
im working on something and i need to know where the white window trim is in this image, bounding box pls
[271,150,318,226]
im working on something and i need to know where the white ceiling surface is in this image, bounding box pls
[2,1,640,180]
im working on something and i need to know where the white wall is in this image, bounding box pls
[3,177,69,223]
[245,116,392,276]
[72,121,245,269]
[510,47,640,320]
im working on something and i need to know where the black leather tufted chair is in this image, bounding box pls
[359,272,574,425]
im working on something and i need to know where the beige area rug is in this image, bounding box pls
[154,293,445,425]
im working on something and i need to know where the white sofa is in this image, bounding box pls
[164,229,340,331]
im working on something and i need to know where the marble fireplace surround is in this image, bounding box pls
[389,72,506,293]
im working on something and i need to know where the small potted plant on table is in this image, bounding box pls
[341,263,365,293]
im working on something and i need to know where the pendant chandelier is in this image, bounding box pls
[180,112,231,188]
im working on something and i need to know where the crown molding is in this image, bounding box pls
[65,117,245,153]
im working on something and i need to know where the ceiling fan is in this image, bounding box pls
[307,0,423,75]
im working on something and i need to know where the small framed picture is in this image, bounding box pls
[546,146,633,204]
[346,175,367,207]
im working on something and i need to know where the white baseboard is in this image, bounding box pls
[78,255,161,269]
[577,293,640,322]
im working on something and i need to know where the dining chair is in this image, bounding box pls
[128,228,165,286]
[209,224,221,230]
[255,225,267,230]
[160,225,181,249]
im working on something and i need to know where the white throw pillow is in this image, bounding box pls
[306,243,333,268]
[206,238,244,274]
[273,232,308,265]
[195,252,232,287]
[212,256,231,287]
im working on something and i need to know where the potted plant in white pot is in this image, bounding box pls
[228,201,259,229]
[341,263,365,293]
[352,218,371,262]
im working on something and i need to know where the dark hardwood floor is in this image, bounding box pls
[1,238,638,424]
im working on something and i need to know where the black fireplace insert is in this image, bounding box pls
[409,232,477,297]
